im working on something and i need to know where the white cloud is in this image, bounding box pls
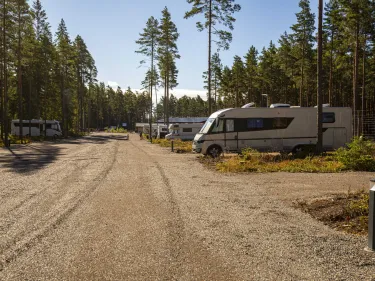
[107,81,120,88]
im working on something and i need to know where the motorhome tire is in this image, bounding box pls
[208,145,222,158]
[53,134,58,140]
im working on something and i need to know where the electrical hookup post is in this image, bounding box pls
[366,179,375,252]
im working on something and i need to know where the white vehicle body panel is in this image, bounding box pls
[192,107,352,155]
[165,123,204,141]
[11,119,63,137]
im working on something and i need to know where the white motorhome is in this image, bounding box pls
[192,107,352,157]
[165,123,203,141]
[157,124,168,139]
[11,119,62,138]
[143,124,158,138]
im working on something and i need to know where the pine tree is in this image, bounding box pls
[184,0,241,115]
[55,19,73,137]
[158,7,179,125]
[135,16,159,141]
[244,46,258,104]
[14,0,30,142]
[231,55,245,107]
[291,0,315,106]
[203,52,222,111]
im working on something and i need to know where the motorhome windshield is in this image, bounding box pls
[200,118,215,134]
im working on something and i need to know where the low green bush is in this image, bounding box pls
[105,127,128,133]
[334,136,375,171]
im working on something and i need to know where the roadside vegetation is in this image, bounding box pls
[204,137,375,173]
[149,138,192,153]
[105,127,128,133]
[296,189,369,235]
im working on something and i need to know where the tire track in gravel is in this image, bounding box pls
[129,141,184,279]
[0,140,106,222]
[0,139,119,272]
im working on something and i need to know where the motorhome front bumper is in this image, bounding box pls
[192,142,202,153]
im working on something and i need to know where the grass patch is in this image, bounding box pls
[210,137,375,173]
[105,127,128,133]
[296,190,369,235]
[151,138,192,153]
[215,149,344,173]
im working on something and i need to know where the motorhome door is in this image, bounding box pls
[225,119,238,152]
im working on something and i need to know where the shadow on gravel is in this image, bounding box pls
[0,136,112,174]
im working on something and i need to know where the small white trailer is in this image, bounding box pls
[193,107,352,157]
[165,123,203,141]
[11,119,63,138]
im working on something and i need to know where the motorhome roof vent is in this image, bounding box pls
[241,102,256,108]
[270,103,290,108]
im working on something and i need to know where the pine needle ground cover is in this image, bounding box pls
[209,137,375,173]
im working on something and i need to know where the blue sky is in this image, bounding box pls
[41,0,322,100]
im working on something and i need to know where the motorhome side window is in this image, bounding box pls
[183,128,192,133]
[247,118,263,129]
[234,118,293,132]
[210,119,224,133]
[226,119,234,132]
[323,112,335,123]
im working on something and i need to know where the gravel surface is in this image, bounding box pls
[0,133,374,280]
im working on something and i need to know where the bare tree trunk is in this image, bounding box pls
[316,0,323,154]
[361,38,366,136]
[328,30,334,106]
[353,22,359,136]
[3,0,8,147]
[207,0,212,115]
[17,1,23,143]
[300,27,306,107]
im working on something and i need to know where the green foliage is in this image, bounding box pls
[151,138,192,153]
[334,137,375,171]
[105,127,128,134]
[217,148,344,173]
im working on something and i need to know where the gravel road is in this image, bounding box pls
[0,133,374,280]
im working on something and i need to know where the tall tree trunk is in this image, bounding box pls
[207,0,212,115]
[316,0,323,154]
[353,22,359,136]
[3,0,8,147]
[361,38,366,136]
[149,37,154,143]
[300,27,306,107]
[17,1,23,143]
[328,29,334,106]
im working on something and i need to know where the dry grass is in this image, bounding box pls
[151,138,192,153]
[214,150,345,173]
[296,190,369,235]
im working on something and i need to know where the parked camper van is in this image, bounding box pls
[11,119,62,138]
[143,124,158,138]
[157,125,168,139]
[192,107,352,157]
[165,123,203,141]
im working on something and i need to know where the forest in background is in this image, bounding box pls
[1,0,374,143]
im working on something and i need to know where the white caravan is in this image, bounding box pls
[192,107,352,157]
[157,124,168,139]
[165,123,203,141]
[11,119,62,137]
[143,124,158,137]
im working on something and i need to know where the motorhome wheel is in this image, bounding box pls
[208,145,222,158]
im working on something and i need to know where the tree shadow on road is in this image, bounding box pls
[0,136,112,174]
